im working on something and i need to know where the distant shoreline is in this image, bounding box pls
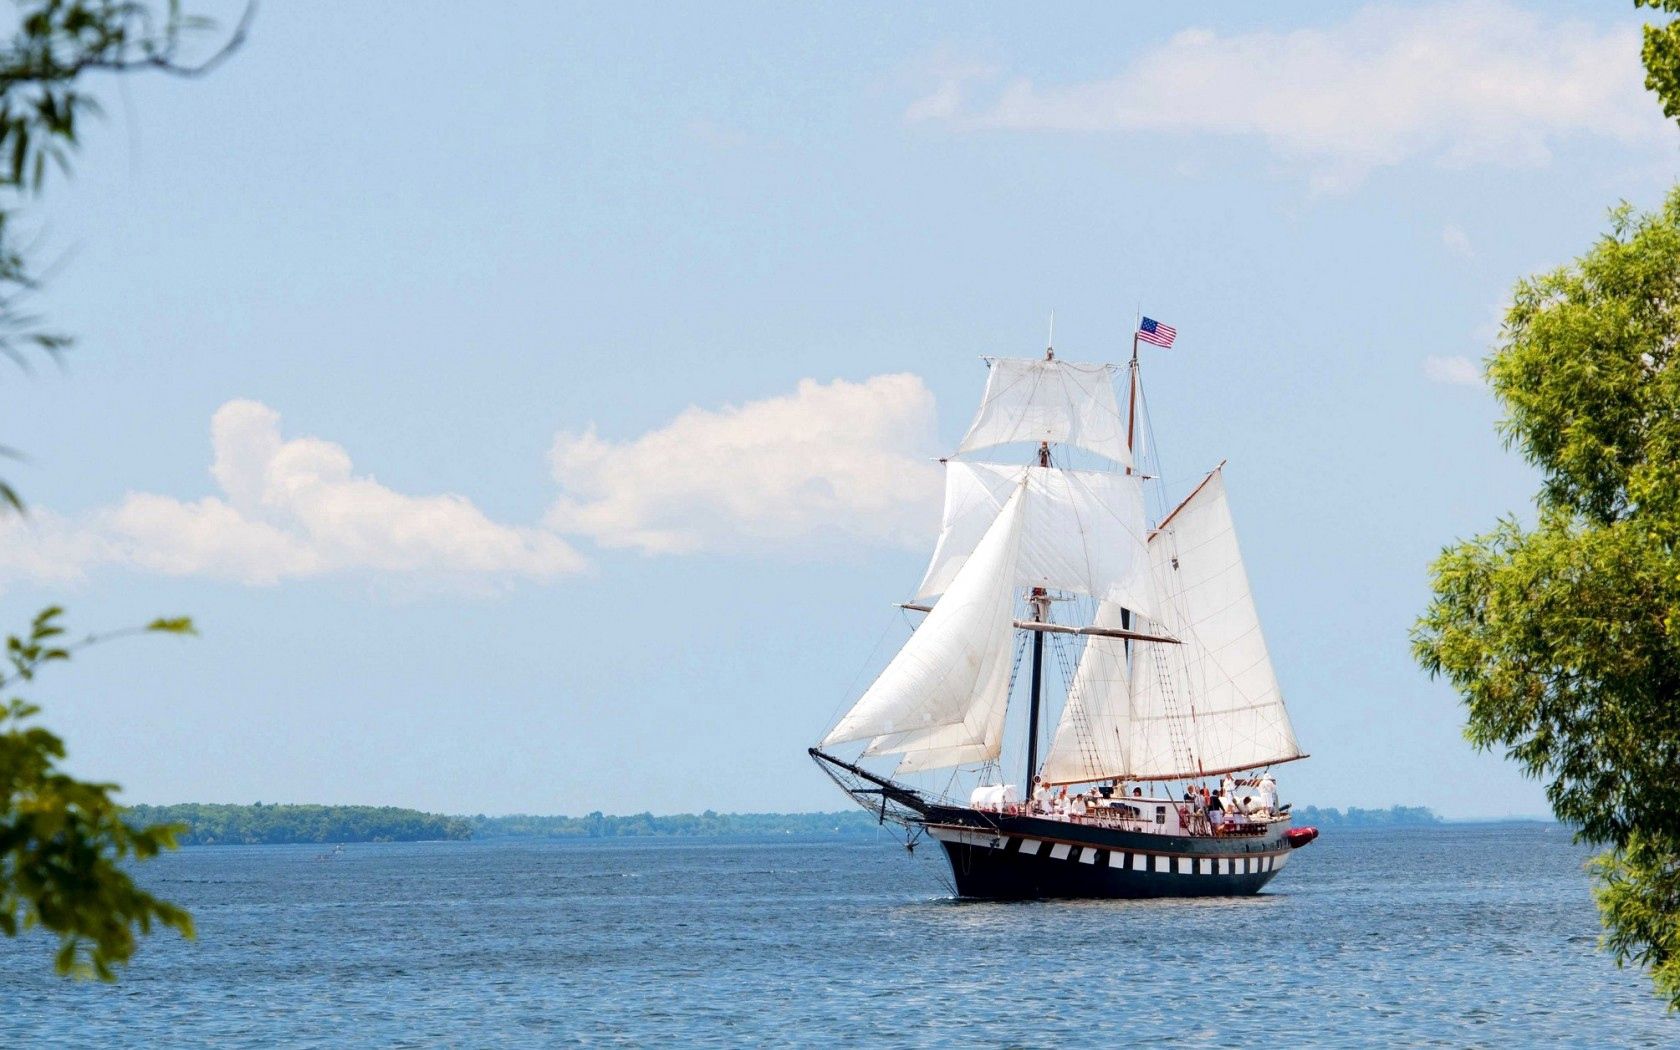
[123,802,1490,847]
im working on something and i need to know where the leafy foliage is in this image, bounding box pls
[1,606,196,979]
[0,0,244,980]
[1414,187,1680,1006]
[1595,833,1680,1002]
[1639,1,1680,126]
[0,0,248,504]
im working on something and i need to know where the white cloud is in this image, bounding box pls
[908,0,1664,188]
[1442,224,1474,258]
[0,400,586,587]
[1423,355,1484,387]
[547,374,942,555]
[0,377,953,589]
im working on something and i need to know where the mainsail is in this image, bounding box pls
[1039,467,1304,783]
[1036,599,1132,785]
[821,483,1027,771]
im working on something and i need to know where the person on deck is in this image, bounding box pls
[1184,787,1207,834]
[1207,792,1224,826]
[1258,773,1278,813]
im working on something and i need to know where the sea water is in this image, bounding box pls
[3,824,1673,1046]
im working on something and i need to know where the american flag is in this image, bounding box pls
[1137,316,1177,348]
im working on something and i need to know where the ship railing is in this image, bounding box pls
[969,802,1279,839]
[970,803,1177,835]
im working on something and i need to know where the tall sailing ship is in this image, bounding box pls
[811,329,1317,899]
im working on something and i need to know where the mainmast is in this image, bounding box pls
[1121,330,1141,663]
[1125,329,1140,470]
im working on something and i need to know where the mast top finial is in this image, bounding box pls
[1046,310,1055,360]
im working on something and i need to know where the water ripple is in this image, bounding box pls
[1,827,1671,1046]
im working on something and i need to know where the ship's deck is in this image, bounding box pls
[968,799,1286,839]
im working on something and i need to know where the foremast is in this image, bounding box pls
[1022,442,1052,796]
[1020,331,1058,797]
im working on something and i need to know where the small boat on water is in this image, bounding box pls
[811,323,1317,899]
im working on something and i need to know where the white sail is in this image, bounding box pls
[956,358,1130,468]
[1036,599,1131,786]
[1125,468,1303,779]
[821,482,1027,771]
[866,719,999,773]
[915,461,1155,619]
[1039,468,1302,784]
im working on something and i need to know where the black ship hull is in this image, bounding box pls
[920,806,1292,900]
[809,749,1309,901]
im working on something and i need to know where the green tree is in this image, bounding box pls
[0,0,247,978]
[2,607,196,978]
[1638,1,1680,126]
[1413,188,1680,1006]
[0,0,251,508]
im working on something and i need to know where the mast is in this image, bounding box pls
[1125,329,1140,471]
[1023,334,1055,794]
[1121,330,1141,656]
[1024,442,1051,794]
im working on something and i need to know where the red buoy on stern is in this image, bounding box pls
[1285,827,1319,849]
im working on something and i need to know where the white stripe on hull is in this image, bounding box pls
[924,825,1291,876]
[931,827,1009,850]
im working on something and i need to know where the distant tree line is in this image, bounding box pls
[1290,805,1441,827]
[124,804,473,845]
[120,805,881,844]
[468,810,879,839]
[124,803,1460,845]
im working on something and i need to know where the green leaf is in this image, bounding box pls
[3,606,195,978]
[1414,185,1680,1009]
[144,617,196,636]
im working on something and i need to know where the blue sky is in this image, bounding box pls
[1,1,1673,818]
